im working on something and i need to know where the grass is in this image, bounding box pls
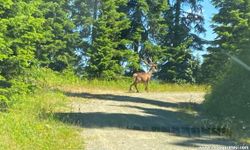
[0,89,83,149]
[35,68,209,93]
[78,79,209,92]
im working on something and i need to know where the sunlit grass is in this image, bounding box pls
[240,138,250,145]
[77,79,209,92]
[0,89,83,149]
[35,68,209,93]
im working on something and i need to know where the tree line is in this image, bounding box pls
[0,0,249,84]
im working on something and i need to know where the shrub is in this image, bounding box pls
[203,50,250,140]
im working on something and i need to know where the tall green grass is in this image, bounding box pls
[0,68,84,149]
[34,68,209,92]
[0,89,83,149]
[78,79,209,92]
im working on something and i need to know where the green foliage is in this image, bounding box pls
[0,0,207,83]
[0,77,34,111]
[158,46,201,83]
[28,67,208,92]
[72,0,205,82]
[202,0,250,142]
[85,0,138,79]
[204,51,250,120]
[0,0,78,81]
[0,0,79,112]
[201,0,250,83]
[36,0,80,72]
[203,50,250,141]
[0,89,83,149]
[32,67,80,88]
[121,0,169,74]
[0,0,45,79]
[157,0,205,83]
[0,67,83,149]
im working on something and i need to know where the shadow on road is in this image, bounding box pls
[54,91,237,147]
[64,92,200,110]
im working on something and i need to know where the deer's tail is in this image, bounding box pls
[133,73,138,78]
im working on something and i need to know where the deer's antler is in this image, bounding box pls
[142,57,150,66]
[148,57,153,64]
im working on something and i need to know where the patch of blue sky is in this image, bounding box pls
[201,0,218,42]
[193,0,218,58]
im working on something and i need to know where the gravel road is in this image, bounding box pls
[56,89,237,150]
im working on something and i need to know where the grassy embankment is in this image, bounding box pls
[0,69,83,149]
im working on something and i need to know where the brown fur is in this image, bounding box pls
[129,64,157,92]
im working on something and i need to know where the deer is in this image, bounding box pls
[129,58,158,93]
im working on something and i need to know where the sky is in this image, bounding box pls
[193,0,218,57]
[201,0,218,41]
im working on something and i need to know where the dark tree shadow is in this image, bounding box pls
[64,92,200,110]
[172,138,237,147]
[54,91,240,147]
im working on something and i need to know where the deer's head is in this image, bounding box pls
[149,63,158,73]
[143,57,158,73]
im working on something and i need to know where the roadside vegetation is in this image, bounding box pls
[37,68,208,93]
[0,69,83,149]
[200,0,250,144]
[52,78,209,93]
[202,50,250,144]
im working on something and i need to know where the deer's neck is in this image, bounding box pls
[147,69,153,77]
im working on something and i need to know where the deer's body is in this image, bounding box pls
[129,63,157,92]
[133,71,152,83]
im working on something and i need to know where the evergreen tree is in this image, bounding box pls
[36,0,80,72]
[201,0,249,83]
[69,0,97,67]
[121,0,168,74]
[203,0,250,127]
[0,0,46,79]
[69,0,204,81]
[85,0,137,79]
[158,0,205,83]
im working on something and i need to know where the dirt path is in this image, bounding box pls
[56,89,237,150]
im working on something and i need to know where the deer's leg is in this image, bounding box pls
[145,81,149,92]
[129,78,137,92]
[129,82,134,92]
[134,83,139,93]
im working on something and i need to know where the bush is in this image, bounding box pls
[0,78,35,111]
[203,50,250,141]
